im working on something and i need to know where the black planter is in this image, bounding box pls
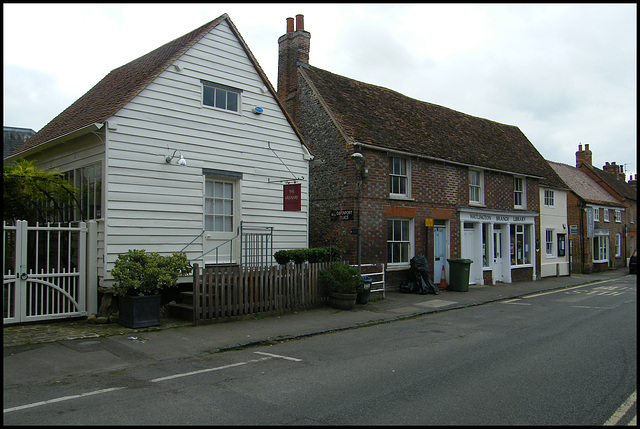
[118,294,162,328]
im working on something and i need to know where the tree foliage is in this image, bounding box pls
[3,159,79,223]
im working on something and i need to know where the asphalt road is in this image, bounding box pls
[4,276,636,425]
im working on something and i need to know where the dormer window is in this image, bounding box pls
[202,80,241,112]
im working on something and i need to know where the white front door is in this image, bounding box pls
[203,178,238,265]
[434,226,446,283]
[493,230,504,282]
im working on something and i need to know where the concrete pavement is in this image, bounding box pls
[3,268,632,388]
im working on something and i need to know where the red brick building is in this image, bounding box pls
[277,15,567,288]
[549,144,636,273]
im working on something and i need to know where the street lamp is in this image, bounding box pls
[351,152,366,273]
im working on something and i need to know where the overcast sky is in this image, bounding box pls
[3,3,637,178]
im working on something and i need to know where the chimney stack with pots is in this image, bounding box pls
[277,14,310,125]
[575,143,592,167]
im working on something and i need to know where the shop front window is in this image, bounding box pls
[510,224,531,265]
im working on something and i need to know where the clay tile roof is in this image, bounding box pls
[10,14,227,157]
[548,161,623,206]
[301,65,565,186]
[581,163,637,201]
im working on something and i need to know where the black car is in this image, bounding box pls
[630,250,637,274]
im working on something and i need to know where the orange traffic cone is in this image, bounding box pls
[438,265,447,289]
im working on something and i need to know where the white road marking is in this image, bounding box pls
[151,357,271,383]
[604,390,636,426]
[3,387,125,414]
[254,351,303,362]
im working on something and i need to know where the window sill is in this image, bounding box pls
[389,195,414,202]
[386,263,410,271]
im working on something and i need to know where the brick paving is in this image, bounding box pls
[3,317,191,347]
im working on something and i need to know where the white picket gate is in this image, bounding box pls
[3,220,98,324]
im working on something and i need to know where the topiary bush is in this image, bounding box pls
[274,246,341,265]
[111,249,192,297]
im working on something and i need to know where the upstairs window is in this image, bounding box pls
[514,176,526,208]
[593,207,600,222]
[615,210,622,223]
[604,209,609,222]
[202,80,240,112]
[544,189,555,207]
[389,156,409,197]
[469,169,484,205]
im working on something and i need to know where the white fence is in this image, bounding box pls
[3,220,98,324]
[354,263,386,297]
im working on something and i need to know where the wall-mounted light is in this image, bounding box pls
[351,152,368,178]
[166,149,187,166]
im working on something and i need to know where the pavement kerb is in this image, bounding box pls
[210,276,614,355]
[3,273,625,352]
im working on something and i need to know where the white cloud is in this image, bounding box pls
[3,3,636,177]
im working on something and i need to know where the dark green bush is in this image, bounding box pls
[111,249,192,297]
[319,263,364,294]
[274,246,341,265]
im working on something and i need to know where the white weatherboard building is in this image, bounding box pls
[5,14,312,288]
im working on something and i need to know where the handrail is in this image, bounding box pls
[188,225,241,266]
[184,221,275,268]
[180,230,205,253]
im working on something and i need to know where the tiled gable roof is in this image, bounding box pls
[301,65,564,186]
[548,161,623,206]
[10,14,227,156]
[580,163,637,201]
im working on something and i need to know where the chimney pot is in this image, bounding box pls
[296,14,304,31]
[605,162,610,166]
[286,17,294,33]
[579,144,583,151]
[585,144,590,150]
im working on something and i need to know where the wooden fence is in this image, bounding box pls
[192,261,341,323]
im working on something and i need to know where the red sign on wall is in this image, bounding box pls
[283,183,301,211]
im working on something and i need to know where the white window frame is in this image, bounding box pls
[593,207,600,222]
[593,235,608,263]
[510,224,532,266]
[204,177,237,233]
[615,210,622,223]
[469,169,484,206]
[387,218,413,267]
[615,233,621,257]
[544,189,555,207]
[604,209,609,222]
[58,162,103,222]
[514,176,526,209]
[389,156,410,198]
[201,80,241,113]
[545,229,555,257]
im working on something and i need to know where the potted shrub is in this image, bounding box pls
[111,249,192,328]
[319,263,364,310]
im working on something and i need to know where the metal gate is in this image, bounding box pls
[3,220,88,324]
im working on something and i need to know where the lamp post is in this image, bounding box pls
[351,152,366,274]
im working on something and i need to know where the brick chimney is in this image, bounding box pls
[628,174,637,190]
[277,14,310,125]
[603,162,626,181]
[575,143,592,167]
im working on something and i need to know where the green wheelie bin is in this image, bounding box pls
[447,258,473,291]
